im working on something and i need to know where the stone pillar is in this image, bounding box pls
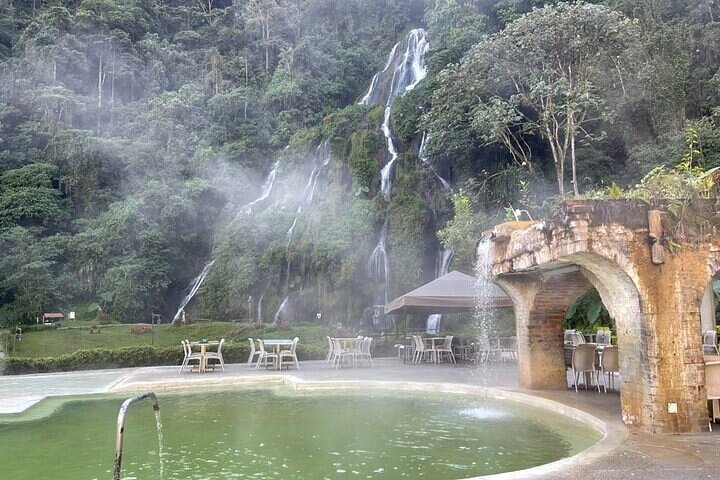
[501,271,592,390]
[632,249,711,432]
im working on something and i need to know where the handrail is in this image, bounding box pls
[113,392,160,480]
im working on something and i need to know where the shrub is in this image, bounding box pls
[0,340,331,375]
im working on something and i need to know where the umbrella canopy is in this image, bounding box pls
[384,270,513,315]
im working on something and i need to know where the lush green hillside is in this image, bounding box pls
[1,0,719,329]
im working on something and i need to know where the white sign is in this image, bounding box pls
[69,311,76,320]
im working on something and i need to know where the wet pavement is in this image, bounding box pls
[1,358,719,479]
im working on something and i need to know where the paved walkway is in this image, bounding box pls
[1,358,719,479]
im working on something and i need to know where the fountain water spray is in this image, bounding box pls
[473,238,496,363]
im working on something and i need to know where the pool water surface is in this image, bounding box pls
[0,386,600,479]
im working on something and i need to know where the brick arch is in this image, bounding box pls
[565,253,647,428]
[489,204,716,432]
[497,252,649,428]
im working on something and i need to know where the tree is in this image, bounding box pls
[459,2,642,195]
[0,163,68,231]
[0,227,74,324]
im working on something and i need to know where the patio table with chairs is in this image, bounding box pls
[254,338,300,371]
[405,335,457,364]
[326,336,373,368]
[564,340,619,393]
[471,336,517,363]
[180,339,225,373]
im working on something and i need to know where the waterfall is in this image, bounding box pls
[257,294,264,323]
[360,28,430,200]
[419,132,451,191]
[274,296,289,324]
[362,29,430,311]
[285,140,331,246]
[242,160,280,214]
[426,248,454,333]
[438,248,454,276]
[367,221,390,304]
[172,260,215,323]
[474,238,496,362]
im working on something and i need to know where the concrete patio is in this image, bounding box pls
[1,358,719,479]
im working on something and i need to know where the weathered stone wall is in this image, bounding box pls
[488,200,719,433]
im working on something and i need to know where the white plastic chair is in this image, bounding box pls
[179,340,202,373]
[571,332,586,346]
[572,343,599,392]
[357,337,373,366]
[255,339,279,370]
[331,337,355,368]
[703,330,719,355]
[412,335,432,363]
[204,338,225,372]
[597,345,619,393]
[279,337,300,370]
[499,336,517,361]
[325,336,335,364]
[247,337,261,365]
[473,336,498,363]
[435,335,456,363]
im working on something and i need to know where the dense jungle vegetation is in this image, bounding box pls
[1,0,720,327]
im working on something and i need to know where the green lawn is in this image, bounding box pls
[8,322,333,358]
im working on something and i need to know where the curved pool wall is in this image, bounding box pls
[0,373,613,480]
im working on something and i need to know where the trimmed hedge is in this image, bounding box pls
[0,340,336,375]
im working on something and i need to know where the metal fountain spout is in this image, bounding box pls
[113,391,160,480]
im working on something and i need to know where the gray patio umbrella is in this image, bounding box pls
[384,270,512,315]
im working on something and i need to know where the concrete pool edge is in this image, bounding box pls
[108,374,622,480]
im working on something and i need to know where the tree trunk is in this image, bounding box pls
[570,126,578,196]
[244,56,249,120]
[264,13,270,71]
[546,127,564,196]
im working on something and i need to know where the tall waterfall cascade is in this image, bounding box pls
[362,28,430,307]
[276,140,332,322]
[360,28,430,200]
[243,161,280,215]
[286,140,332,246]
[172,260,215,323]
[173,160,282,324]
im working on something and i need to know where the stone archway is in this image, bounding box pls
[487,200,719,433]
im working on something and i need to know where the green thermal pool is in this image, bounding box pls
[0,387,600,479]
